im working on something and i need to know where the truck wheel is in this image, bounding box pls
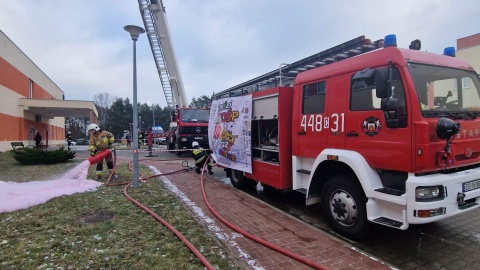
[230,169,256,189]
[321,175,369,240]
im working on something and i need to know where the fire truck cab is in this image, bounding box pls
[221,35,480,240]
[169,107,210,153]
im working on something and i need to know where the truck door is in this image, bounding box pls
[325,76,348,149]
[345,68,411,172]
[294,81,328,159]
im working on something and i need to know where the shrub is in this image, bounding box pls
[11,147,76,165]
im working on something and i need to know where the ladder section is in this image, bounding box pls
[138,0,187,107]
[214,36,384,99]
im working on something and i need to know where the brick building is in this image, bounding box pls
[0,30,97,152]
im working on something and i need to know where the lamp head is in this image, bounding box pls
[124,25,145,41]
[436,117,460,140]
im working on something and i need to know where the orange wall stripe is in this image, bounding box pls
[0,57,29,97]
[0,57,57,100]
[0,113,63,141]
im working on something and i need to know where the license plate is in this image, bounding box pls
[194,137,203,140]
[463,179,480,192]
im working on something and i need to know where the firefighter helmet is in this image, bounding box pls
[87,123,100,132]
[192,141,199,148]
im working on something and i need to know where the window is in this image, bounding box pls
[462,77,471,89]
[409,63,480,112]
[350,80,381,111]
[302,81,326,114]
[350,67,407,127]
[450,77,471,91]
[29,79,34,98]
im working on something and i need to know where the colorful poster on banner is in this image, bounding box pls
[208,95,252,173]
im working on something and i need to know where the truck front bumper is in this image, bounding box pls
[177,135,209,149]
[405,166,480,224]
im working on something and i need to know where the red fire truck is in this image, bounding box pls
[214,34,480,240]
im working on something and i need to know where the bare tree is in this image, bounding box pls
[65,117,89,140]
[93,92,115,127]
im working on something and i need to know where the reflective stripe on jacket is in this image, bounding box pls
[192,148,206,164]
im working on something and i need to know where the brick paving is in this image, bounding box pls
[139,159,391,270]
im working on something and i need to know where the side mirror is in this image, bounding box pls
[381,97,398,111]
[381,97,400,128]
[375,68,390,98]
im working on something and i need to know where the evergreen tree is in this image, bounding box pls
[105,98,128,138]
[138,103,151,132]
[123,98,134,134]
[190,95,212,108]
[158,106,173,131]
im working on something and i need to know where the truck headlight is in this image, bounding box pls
[415,186,444,202]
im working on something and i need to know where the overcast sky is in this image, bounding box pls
[1,0,479,107]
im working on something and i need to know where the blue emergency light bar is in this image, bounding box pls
[384,34,397,47]
[443,47,456,57]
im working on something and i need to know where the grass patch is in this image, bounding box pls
[0,151,81,182]
[0,152,242,269]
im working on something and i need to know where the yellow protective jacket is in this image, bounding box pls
[89,130,115,154]
[192,147,211,165]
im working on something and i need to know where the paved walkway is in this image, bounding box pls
[139,159,391,270]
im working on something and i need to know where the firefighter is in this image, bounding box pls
[125,132,132,147]
[191,141,213,175]
[138,131,143,146]
[66,131,73,151]
[87,123,117,180]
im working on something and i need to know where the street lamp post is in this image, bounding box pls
[124,24,145,187]
[152,106,155,127]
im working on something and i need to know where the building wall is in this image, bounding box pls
[0,30,66,151]
[456,33,480,73]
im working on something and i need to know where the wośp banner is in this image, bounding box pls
[208,95,252,173]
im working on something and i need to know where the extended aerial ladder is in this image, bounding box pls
[137,0,187,108]
[214,36,384,99]
[137,0,211,153]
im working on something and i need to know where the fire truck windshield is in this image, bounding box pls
[180,109,210,122]
[409,63,480,117]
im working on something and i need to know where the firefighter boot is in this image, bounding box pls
[107,162,118,179]
[110,171,118,179]
[96,163,103,180]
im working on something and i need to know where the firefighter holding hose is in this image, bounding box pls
[87,123,117,180]
[192,141,214,175]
